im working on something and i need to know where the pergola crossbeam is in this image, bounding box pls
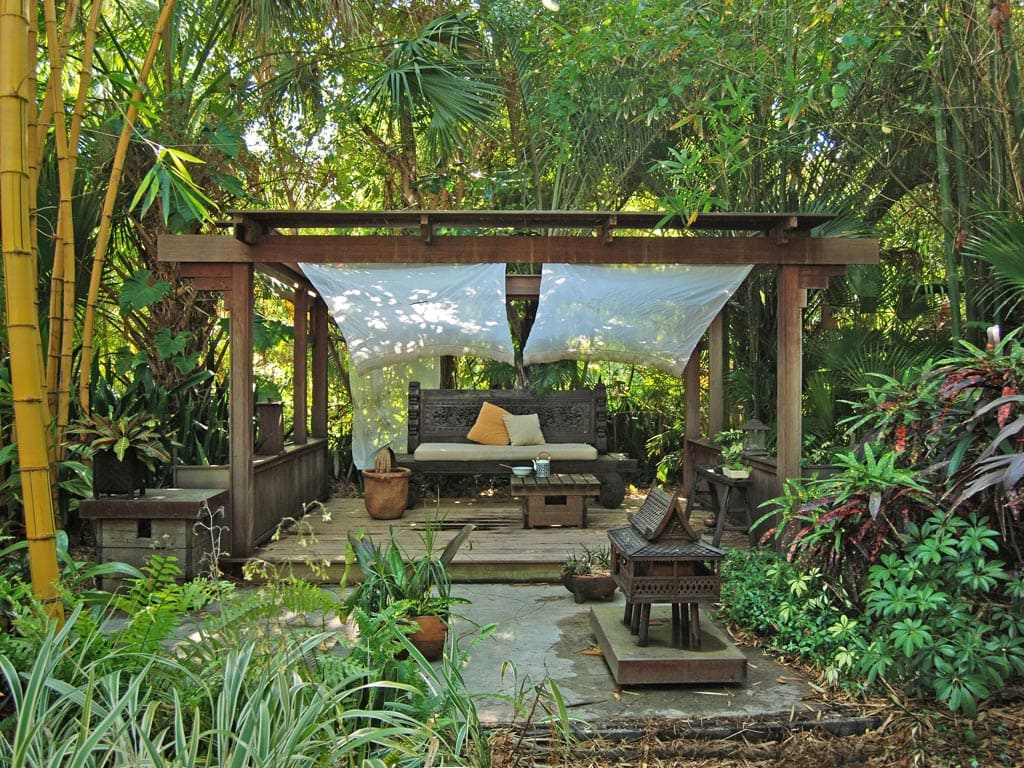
[159,233,877,267]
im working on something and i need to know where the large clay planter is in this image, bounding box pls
[561,571,617,603]
[362,466,411,519]
[408,614,447,661]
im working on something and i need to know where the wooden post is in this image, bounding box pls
[293,287,308,444]
[708,312,725,437]
[776,265,804,497]
[229,264,255,558]
[683,349,702,497]
[311,297,328,440]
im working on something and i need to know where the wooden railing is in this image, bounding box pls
[174,438,330,557]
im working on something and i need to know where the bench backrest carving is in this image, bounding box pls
[407,382,608,453]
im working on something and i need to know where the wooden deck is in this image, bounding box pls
[244,486,751,583]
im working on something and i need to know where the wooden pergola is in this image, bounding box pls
[158,210,879,558]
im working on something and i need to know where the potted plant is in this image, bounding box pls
[66,411,174,498]
[362,446,412,519]
[344,523,474,661]
[715,428,750,479]
[560,545,617,603]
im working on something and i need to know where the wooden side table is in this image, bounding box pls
[80,487,229,582]
[511,473,601,528]
[683,465,756,547]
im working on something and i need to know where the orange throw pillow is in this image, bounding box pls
[466,401,511,445]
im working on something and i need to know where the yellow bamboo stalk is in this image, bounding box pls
[59,0,102,446]
[1,0,65,623]
[79,0,177,409]
[33,0,79,172]
[42,0,78,460]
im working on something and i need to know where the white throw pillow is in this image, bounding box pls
[502,413,546,446]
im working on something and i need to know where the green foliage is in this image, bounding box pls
[767,333,1024,604]
[561,544,611,576]
[365,11,501,164]
[767,441,934,604]
[715,429,747,471]
[87,354,229,470]
[1,543,492,766]
[1,610,473,767]
[129,145,218,233]
[65,410,174,469]
[344,523,473,618]
[117,269,171,314]
[858,511,1024,716]
[717,548,865,689]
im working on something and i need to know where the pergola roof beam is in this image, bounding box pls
[226,209,836,240]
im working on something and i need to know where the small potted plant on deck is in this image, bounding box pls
[715,428,750,480]
[66,410,174,498]
[362,446,412,519]
[561,545,617,603]
[344,523,474,661]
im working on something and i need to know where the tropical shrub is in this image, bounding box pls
[844,333,1024,566]
[857,511,1024,716]
[750,334,1024,714]
[766,333,1024,605]
[769,442,934,605]
[717,548,865,689]
[0,543,492,765]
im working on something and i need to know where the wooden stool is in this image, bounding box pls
[683,465,756,547]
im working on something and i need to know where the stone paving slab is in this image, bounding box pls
[451,583,819,727]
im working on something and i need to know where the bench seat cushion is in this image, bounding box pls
[412,442,599,462]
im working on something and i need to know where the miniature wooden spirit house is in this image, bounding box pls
[607,486,725,649]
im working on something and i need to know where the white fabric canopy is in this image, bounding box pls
[349,358,440,470]
[301,263,515,374]
[522,263,752,377]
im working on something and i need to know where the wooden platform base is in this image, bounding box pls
[590,604,747,686]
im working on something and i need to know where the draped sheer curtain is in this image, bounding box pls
[301,262,752,467]
[522,264,752,376]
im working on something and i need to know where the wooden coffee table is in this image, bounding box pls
[511,473,601,528]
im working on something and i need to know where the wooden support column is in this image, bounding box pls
[776,265,804,497]
[707,312,725,437]
[229,264,255,558]
[311,297,329,439]
[682,349,702,497]
[293,288,309,444]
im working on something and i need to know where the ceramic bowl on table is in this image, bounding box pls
[511,466,533,477]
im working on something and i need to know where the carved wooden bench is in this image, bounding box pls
[393,382,637,508]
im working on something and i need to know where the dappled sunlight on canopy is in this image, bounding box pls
[522,264,752,376]
[300,263,515,373]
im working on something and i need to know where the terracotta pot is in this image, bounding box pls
[362,466,411,519]
[561,571,617,604]
[408,614,447,661]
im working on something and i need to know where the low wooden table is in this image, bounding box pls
[511,473,601,528]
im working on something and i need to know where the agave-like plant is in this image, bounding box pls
[65,410,174,471]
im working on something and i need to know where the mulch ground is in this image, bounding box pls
[489,685,1024,767]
